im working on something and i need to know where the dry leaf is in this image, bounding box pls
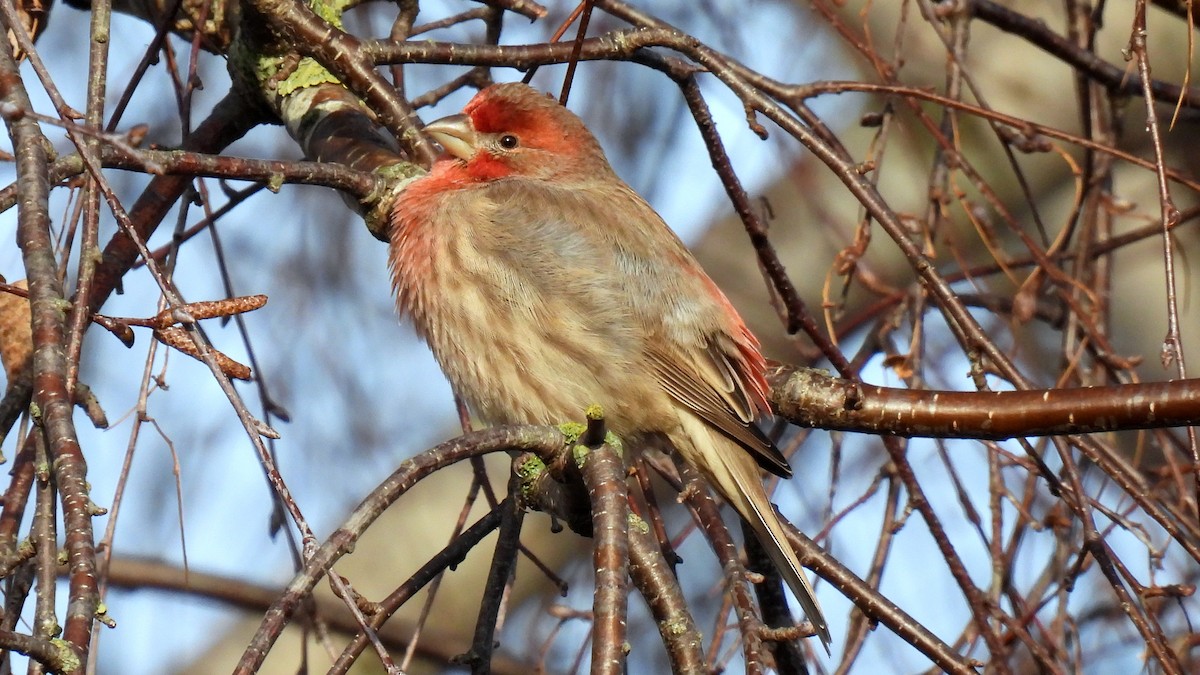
[152,294,268,329]
[0,279,32,390]
[153,326,252,381]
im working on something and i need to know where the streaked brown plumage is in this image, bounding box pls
[389,82,829,649]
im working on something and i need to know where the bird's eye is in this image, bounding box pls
[499,134,519,149]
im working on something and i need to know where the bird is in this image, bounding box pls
[388,81,829,649]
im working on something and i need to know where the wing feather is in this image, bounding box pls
[648,337,791,478]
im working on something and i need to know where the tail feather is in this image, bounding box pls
[677,417,831,651]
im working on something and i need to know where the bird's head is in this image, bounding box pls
[421,82,611,183]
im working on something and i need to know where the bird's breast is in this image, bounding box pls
[390,181,676,435]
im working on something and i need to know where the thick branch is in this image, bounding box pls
[768,363,1200,440]
[580,440,629,675]
[0,20,98,654]
[626,512,704,673]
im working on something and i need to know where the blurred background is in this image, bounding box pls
[1,0,1198,673]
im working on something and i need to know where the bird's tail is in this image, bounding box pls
[676,416,831,651]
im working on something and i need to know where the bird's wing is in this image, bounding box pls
[556,184,792,477]
[478,179,789,477]
[647,329,792,478]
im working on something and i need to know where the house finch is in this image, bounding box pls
[389,82,829,648]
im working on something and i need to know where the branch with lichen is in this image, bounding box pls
[227,0,431,238]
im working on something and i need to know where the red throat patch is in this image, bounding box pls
[464,153,516,181]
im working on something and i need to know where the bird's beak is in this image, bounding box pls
[422,113,477,161]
